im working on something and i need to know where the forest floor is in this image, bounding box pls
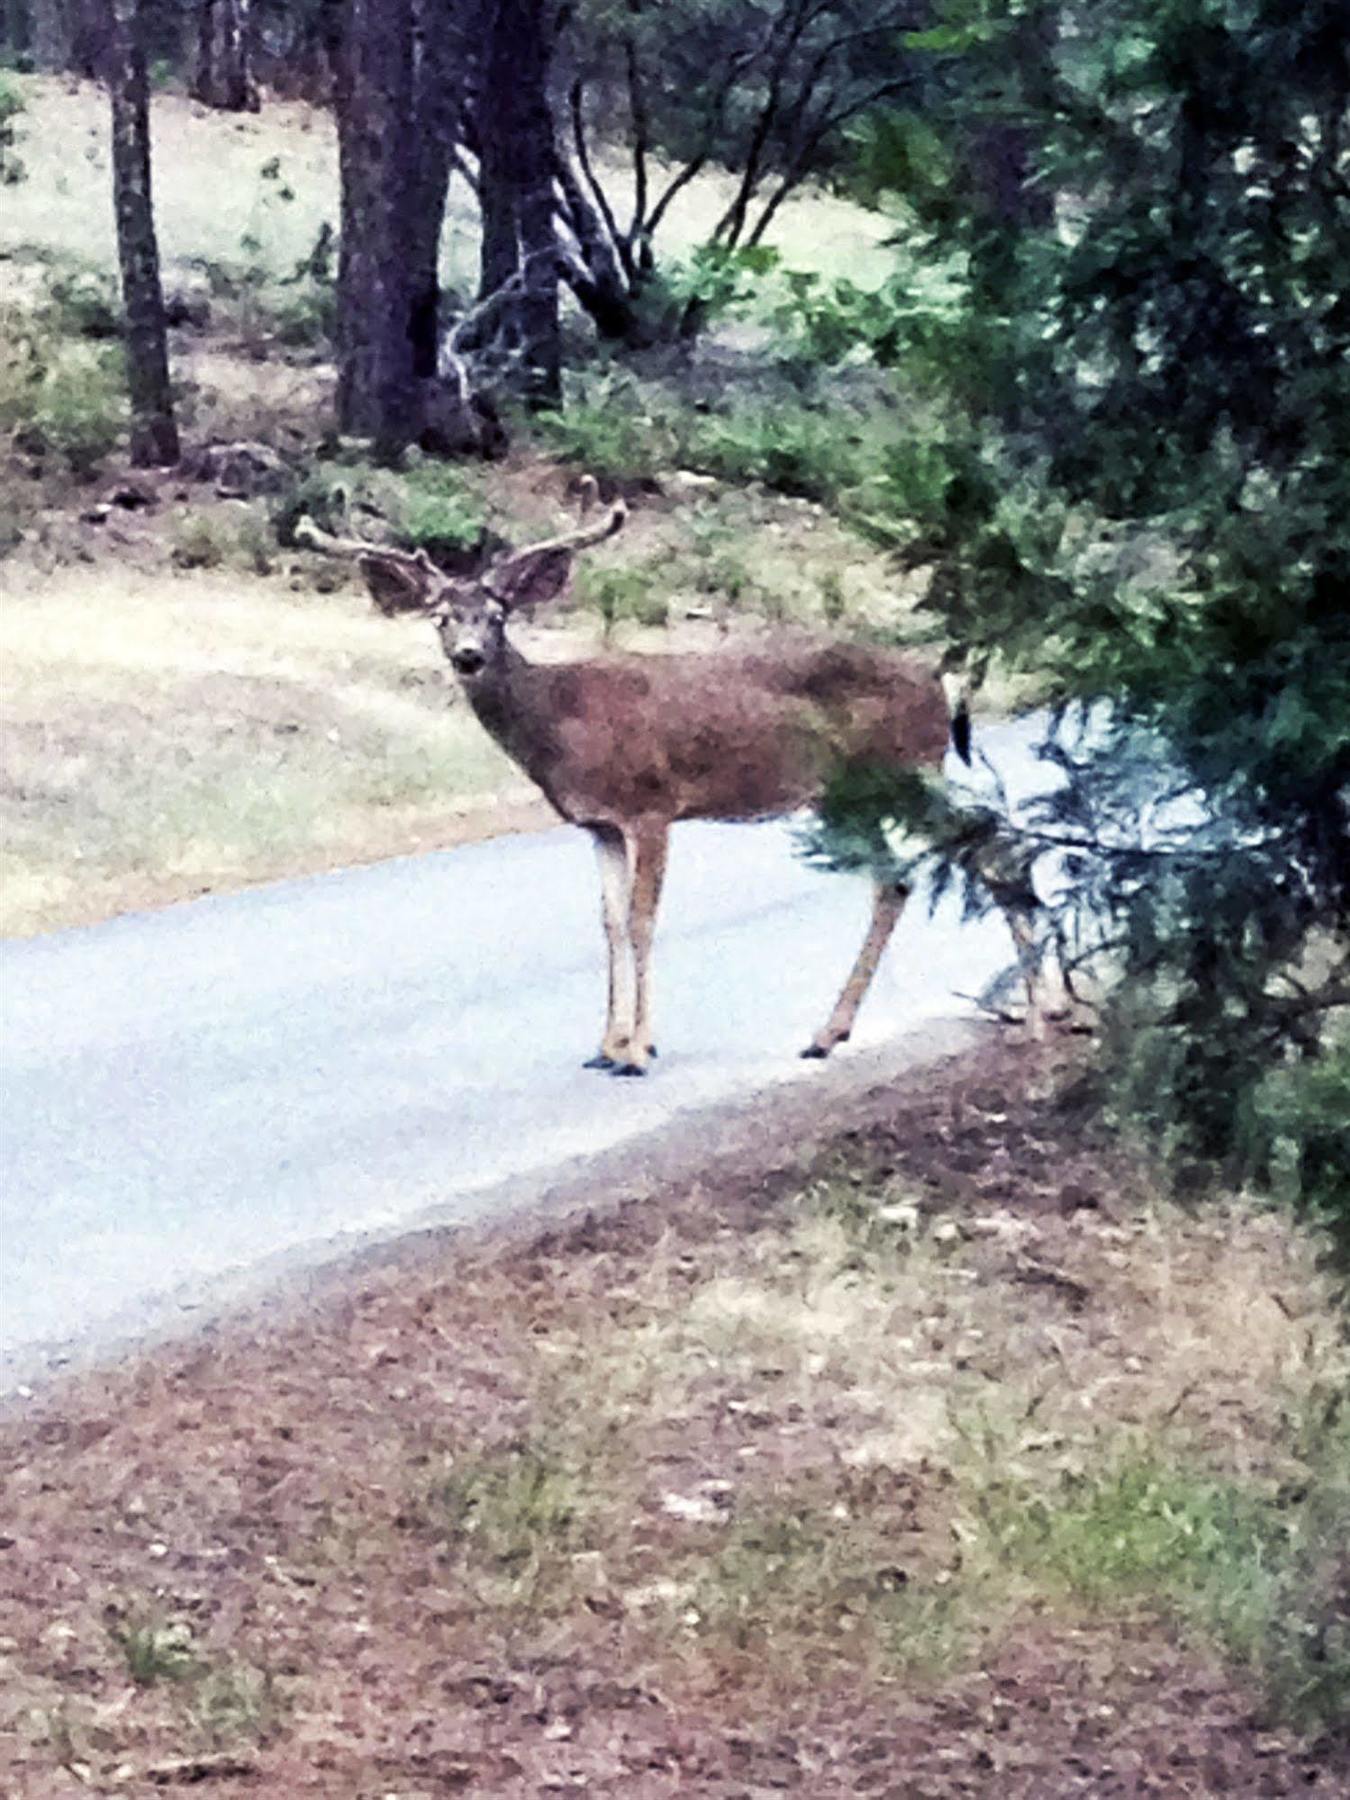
[2,1039,1348,1794]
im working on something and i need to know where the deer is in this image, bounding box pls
[295,496,1058,1076]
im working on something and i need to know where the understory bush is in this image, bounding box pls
[0,313,125,474]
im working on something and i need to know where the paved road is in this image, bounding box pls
[0,718,1057,1393]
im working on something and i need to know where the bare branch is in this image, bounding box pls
[713,0,842,247]
[747,75,915,247]
[452,145,481,198]
[623,1,650,250]
[569,77,633,280]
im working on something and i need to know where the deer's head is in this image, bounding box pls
[294,495,627,685]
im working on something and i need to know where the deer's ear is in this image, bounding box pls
[487,546,573,612]
[357,551,436,617]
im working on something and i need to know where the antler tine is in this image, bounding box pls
[293,515,429,568]
[502,495,627,564]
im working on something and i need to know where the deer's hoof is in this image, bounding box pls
[800,1043,831,1060]
[584,1053,616,1071]
[611,1061,647,1078]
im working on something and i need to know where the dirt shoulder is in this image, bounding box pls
[2,1038,1347,1796]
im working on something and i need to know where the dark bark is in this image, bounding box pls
[476,16,518,305]
[555,155,641,342]
[335,0,419,455]
[1,1,33,58]
[408,0,480,378]
[476,0,559,406]
[106,0,179,467]
[30,0,70,67]
[191,0,260,113]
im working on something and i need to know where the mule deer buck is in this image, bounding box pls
[296,498,1056,1075]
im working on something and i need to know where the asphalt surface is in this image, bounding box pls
[0,717,1057,1394]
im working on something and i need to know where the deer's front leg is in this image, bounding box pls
[617,822,668,1078]
[803,880,908,1059]
[586,825,637,1070]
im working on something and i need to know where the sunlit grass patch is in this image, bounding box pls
[976,1429,1350,1736]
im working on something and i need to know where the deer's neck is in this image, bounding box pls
[461,641,563,795]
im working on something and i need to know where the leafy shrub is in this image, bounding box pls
[45,265,121,340]
[272,458,489,567]
[0,73,25,185]
[264,279,335,350]
[534,368,678,486]
[171,507,274,574]
[0,325,125,475]
[575,564,669,638]
[683,397,897,508]
[1249,1035,1350,1257]
[396,462,487,559]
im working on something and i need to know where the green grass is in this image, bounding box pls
[428,1439,604,1615]
[975,1432,1350,1735]
[0,309,126,473]
[112,1615,203,1687]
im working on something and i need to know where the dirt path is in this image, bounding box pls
[2,1038,1346,1795]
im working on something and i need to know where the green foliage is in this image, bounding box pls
[171,507,275,575]
[1249,1036,1350,1256]
[575,563,669,637]
[987,1440,1350,1736]
[271,458,488,567]
[665,243,781,323]
[394,462,489,559]
[808,0,1350,1228]
[0,71,25,185]
[0,325,125,474]
[112,1616,202,1687]
[44,264,121,339]
[534,368,676,485]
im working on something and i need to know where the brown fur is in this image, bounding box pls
[458,638,949,830]
[293,502,1047,1076]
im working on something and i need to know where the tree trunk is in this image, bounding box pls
[30,0,68,67]
[408,0,476,380]
[191,0,259,113]
[106,0,179,468]
[555,155,644,343]
[477,0,559,407]
[1,1,33,60]
[335,0,419,456]
[475,30,518,307]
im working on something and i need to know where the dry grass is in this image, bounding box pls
[0,556,537,934]
[0,75,894,297]
[2,1044,1345,1794]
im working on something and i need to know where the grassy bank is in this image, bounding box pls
[2,1042,1345,1793]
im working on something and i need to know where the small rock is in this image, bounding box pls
[662,469,719,502]
[191,440,288,498]
[877,1201,921,1231]
[661,1492,724,1524]
[931,1219,961,1245]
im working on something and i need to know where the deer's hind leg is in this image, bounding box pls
[613,821,668,1078]
[803,879,909,1060]
[586,824,637,1070]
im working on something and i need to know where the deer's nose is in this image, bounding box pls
[450,644,486,675]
